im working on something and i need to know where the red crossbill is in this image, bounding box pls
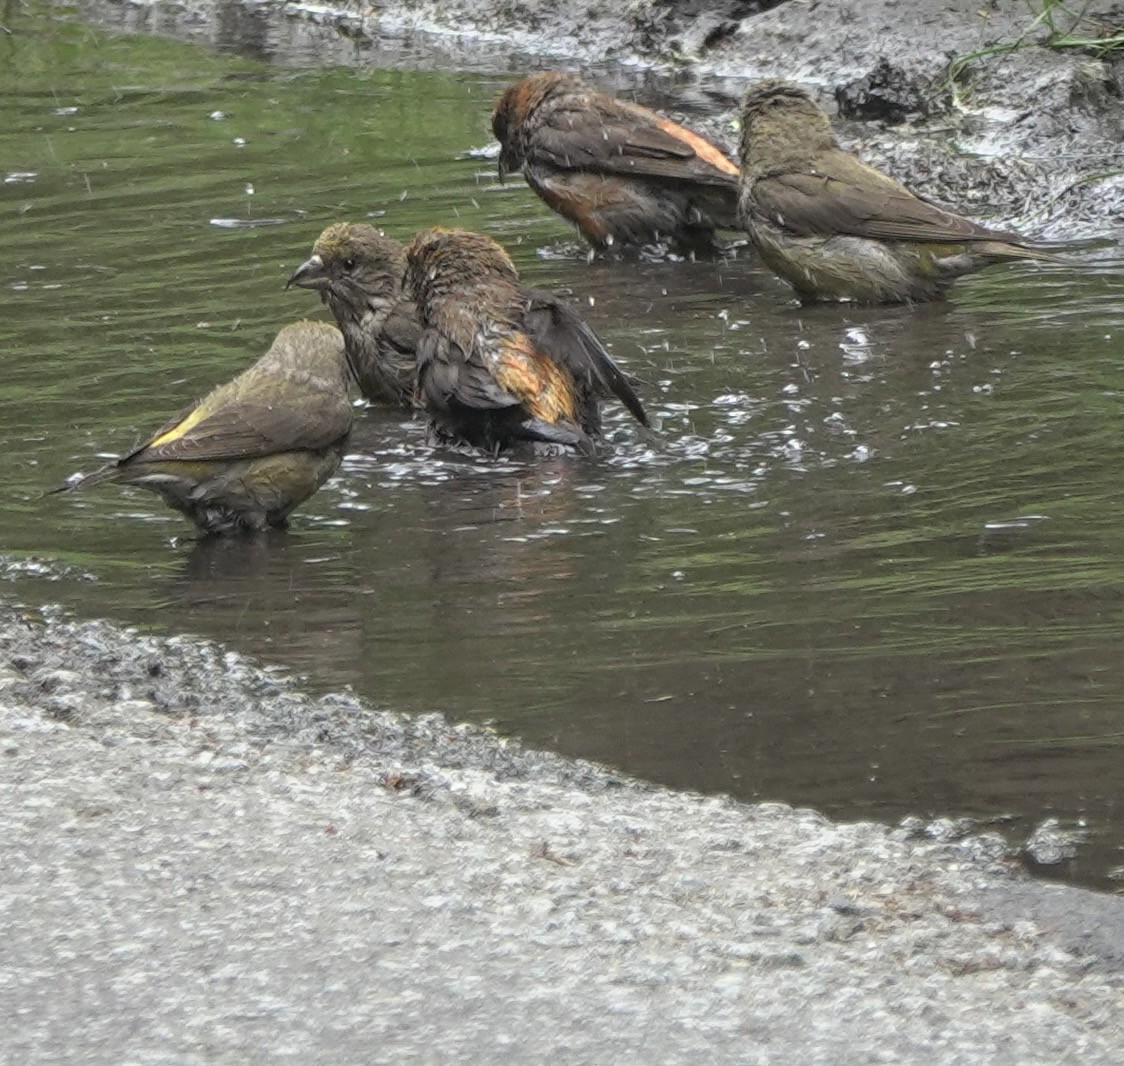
[53,321,352,535]
[493,71,740,258]
[288,225,422,407]
[737,81,1055,303]
[402,227,649,453]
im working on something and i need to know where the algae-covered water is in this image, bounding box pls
[3,0,1123,886]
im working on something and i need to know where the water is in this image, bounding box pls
[4,0,1124,887]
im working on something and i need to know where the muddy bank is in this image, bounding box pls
[347,0,1120,237]
[2,601,1122,1063]
[71,0,1124,238]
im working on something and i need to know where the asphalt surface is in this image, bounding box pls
[3,605,1122,1064]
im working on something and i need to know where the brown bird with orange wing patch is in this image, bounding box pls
[493,72,740,258]
[403,227,649,454]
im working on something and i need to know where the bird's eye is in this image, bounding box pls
[343,257,356,272]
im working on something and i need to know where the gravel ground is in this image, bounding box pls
[2,602,1122,1064]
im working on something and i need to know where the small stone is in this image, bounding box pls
[1024,819,1087,865]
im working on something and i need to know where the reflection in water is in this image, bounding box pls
[3,2,1124,888]
[170,531,364,684]
[213,0,276,62]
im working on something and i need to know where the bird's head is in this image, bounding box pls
[286,223,407,317]
[739,80,835,167]
[403,227,520,327]
[261,320,350,389]
[492,71,583,179]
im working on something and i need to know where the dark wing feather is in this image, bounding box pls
[523,289,649,428]
[754,154,1022,245]
[415,330,523,413]
[380,301,425,364]
[375,301,425,400]
[530,97,738,188]
[130,394,351,465]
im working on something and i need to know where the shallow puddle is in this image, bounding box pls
[3,0,1124,887]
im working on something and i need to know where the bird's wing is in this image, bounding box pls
[126,401,202,460]
[418,323,595,431]
[128,388,351,465]
[416,330,524,412]
[375,302,425,395]
[523,289,649,428]
[530,96,739,187]
[754,153,1021,244]
[416,327,597,451]
[381,302,425,362]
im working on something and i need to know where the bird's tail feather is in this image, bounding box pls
[567,315,650,429]
[1024,235,1115,254]
[518,416,595,456]
[44,463,120,497]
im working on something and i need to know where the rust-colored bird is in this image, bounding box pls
[492,71,740,257]
[288,222,650,447]
[52,321,353,535]
[402,227,649,453]
[737,80,1056,303]
[287,224,422,407]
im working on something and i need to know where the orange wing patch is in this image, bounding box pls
[654,116,739,176]
[493,333,578,424]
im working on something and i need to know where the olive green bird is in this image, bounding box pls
[53,320,353,536]
[737,81,1056,303]
[287,223,422,408]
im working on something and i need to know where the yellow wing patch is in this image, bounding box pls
[493,333,578,424]
[148,403,209,449]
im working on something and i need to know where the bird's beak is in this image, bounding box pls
[286,254,328,290]
[497,147,517,183]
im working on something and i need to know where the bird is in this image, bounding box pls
[492,71,741,258]
[737,80,1056,303]
[401,226,649,454]
[287,223,422,407]
[51,321,353,535]
[289,221,650,441]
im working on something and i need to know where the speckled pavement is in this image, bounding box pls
[2,606,1121,1064]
